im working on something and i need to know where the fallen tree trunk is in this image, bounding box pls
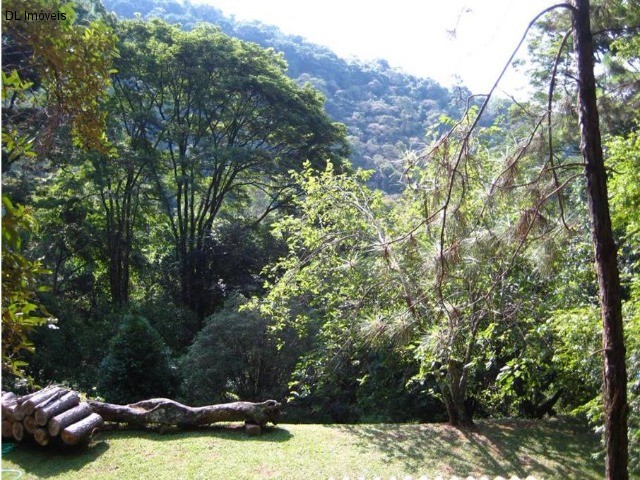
[2,392,17,404]
[61,413,104,446]
[13,403,27,421]
[2,399,18,422]
[88,398,281,427]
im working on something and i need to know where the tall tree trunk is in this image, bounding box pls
[108,230,130,305]
[572,1,628,478]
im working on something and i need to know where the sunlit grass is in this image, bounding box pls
[1,418,602,479]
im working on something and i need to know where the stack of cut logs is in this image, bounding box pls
[1,387,103,446]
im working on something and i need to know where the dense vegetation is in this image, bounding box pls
[1,0,638,477]
[102,0,477,193]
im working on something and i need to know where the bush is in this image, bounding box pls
[139,297,200,354]
[180,295,299,405]
[98,314,176,404]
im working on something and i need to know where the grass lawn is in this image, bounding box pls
[1,417,603,479]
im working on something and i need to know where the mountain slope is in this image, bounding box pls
[103,0,472,191]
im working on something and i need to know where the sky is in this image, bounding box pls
[193,0,559,95]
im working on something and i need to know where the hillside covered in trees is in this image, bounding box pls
[2,0,639,478]
[103,0,479,192]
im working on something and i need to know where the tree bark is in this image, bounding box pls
[15,389,44,405]
[35,391,80,426]
[23,387,65,416]
[571,1,628,478]
[48,402,94,437]
[88,398,282,427]
[2,399,17,422]
[61,413,104,446]
[440,360,474,428]
[2,392,17,404]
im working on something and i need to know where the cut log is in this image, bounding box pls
[2,420,14,438]
[24,415,38,434]
[35,391,81,426]
[16,390,43,404]
[34,428,51,446]
[2,392,17,403]
[2,401,18,422]
[13,403,26,421]
[48,402,93,437]
[88,398,281,427]
[24,387,65,416]
[61,413,103,446]
[12,421,24,441]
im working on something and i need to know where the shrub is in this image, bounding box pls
[180,295,299,405]
[98,314,176,404]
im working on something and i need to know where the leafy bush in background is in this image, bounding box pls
[180,295,300,406]
[98,314,176,403]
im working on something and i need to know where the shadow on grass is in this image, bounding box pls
[98,423,294,443]
[337,417,603,479]
[3,424,292,478]
[2,439,110,479]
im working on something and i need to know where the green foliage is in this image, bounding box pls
[1,0,117,382]
[180,295,299,405]
[608,126,640,266]
[1,195,54,379]
[28,299,119,392]
[2,0,118,154]
[607,123,640,472]
[261,94,589,425]
[98,314,176,404]
[102,0,467,192]
[112,18,348,315]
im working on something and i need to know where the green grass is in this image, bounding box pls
[1,418,603,479]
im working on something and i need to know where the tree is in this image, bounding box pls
[1,196,54,378]
[2,0,116,158]
[112,19,348,316]
[98,314,176,404]
[261,121,566,427]
[180,295,300,405]
[1,0,117,379]
[89,148,151,305]
[572,1,628,476]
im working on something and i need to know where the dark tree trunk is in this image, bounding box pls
[101,162,144,306]
[179,250,224,319]
[108,230,130,305]
[572,1,628,478]
[441,360,474,428]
